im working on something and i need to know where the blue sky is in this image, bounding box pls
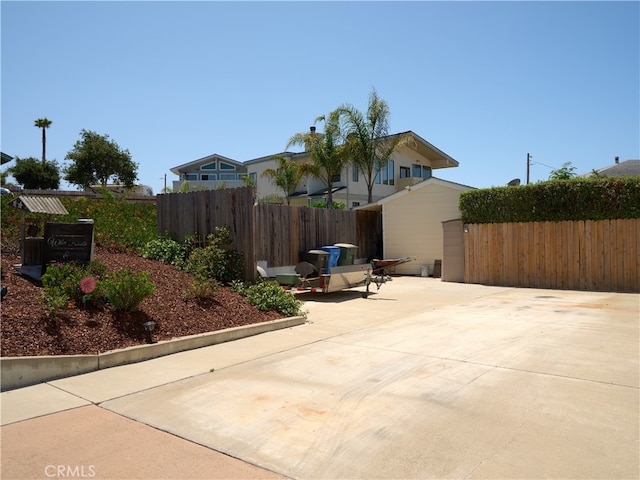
[2,1,638,195]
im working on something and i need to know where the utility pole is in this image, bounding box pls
[526,153,532,184]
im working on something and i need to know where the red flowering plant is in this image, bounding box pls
[80,276,98,307]
[80,276,97,293]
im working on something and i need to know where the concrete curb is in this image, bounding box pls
[0,316,306,391]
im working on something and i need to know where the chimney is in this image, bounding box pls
[615,156,619,164]
[310,126,316,133]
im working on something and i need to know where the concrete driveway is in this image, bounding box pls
[2,277,638,479]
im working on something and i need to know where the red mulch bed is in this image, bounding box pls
[0,246,282,357]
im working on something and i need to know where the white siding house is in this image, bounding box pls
[169,131,460,208]
[359,177,474,276]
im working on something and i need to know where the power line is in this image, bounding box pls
[530,160,558,170]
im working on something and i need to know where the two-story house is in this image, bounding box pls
[170,130,459,208]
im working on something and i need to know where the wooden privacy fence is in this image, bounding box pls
[157,188,256,279]
[254,203,382,267]
[156,187,382,280]
[464,219,639,292]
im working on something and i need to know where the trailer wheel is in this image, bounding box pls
[362,292,369,299]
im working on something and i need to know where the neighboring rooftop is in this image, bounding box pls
[580,158,640,178]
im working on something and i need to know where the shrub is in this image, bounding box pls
[104,269,155,312]
[41,261,109,308]
[41,261,156,315]
[310,200,346,210]
[182,278,220,302]
[242,280,303,317]
[459,177,640,224]
[60,195,157,251]
[184,227,244,284]
[139,234,194,268]
[1,195,157,253]
[41,286,70,322]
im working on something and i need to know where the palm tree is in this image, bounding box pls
[261,155,307,205]
[34,118,52,164]
[337,89,400,204]
[287,112,348,209]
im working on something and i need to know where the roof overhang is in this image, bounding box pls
[355,177,474,211]
[10,195,69,215]
[170,153,243,175]
[392,131,459,169]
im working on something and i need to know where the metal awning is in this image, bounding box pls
[10,195,69,215]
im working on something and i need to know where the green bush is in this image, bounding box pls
[41,261,154,315]
[182,278,221,302]
[61,195,157,251]
[104,269,155,312]
[139,234,194,268]
[241,280,303,317]
[311,200,346,210]
[41,261,109,308]
[459,177,640,224]
[1,194,157,253]
[41,287,70,322]
[184,226,244,284]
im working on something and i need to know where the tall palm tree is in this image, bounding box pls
[337,89,400,204]
[261,155,307,205]
[34,117,52,164]
[287,112,348,209]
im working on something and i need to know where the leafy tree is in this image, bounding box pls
[261,155,308,205]
[8,156,60,189]
[337,89,401,204]
[287,112,348,209]
[548,162,577,181]
[64,129,138,189]
[34,117,52,164]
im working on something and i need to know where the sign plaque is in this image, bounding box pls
[43,222,94,268]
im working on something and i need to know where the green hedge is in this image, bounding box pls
[1,194,157,252]
[459,177,640,224]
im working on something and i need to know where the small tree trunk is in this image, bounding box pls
[41,129,46,164]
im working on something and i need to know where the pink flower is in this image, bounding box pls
[80,276,97,294]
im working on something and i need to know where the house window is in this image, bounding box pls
[201,174,217,181]
[249,172,257,184]
[201,162,217,170]
[220,173,237,180]
[352,201,360,208]
[219,162,236,171]
[352,167,359,182]
[400,166,410,178]
[375,161,381,184]
[185,173,198,181]
[331,173,341,183]
[382,160,395,185]
[412,164,422,178]
[422,166,432,179]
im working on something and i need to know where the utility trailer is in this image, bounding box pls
[290,256,416,298]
